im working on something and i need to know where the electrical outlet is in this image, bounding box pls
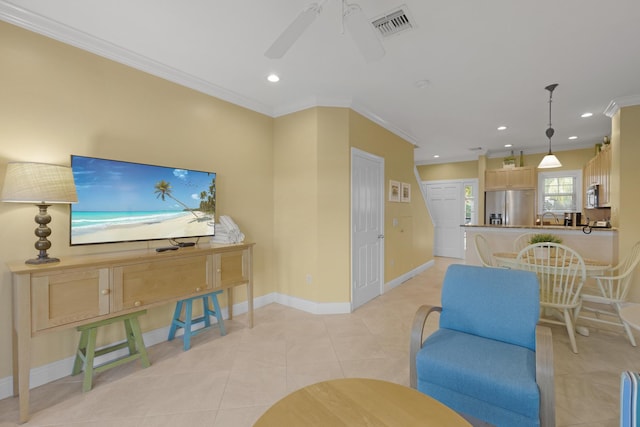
[306,274,312,285]
[393,218,399,227]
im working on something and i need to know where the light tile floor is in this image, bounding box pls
[1,257,638,426]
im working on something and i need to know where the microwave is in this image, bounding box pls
[586,184,599,208]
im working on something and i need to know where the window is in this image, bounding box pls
[464,183,476,225]
[537,170,582,214]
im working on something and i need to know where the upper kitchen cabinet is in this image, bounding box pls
[485,166,536,190]
[584,144,611,207]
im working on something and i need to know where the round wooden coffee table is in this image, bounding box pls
[253,378,471,427]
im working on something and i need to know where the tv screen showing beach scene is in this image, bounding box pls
[70,155,216,245]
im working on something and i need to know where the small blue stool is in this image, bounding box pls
[168,290,226,350]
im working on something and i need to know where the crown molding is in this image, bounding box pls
[0,1,274,117]
[604,94,640,118]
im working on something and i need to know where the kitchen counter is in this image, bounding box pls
[463,225,618,267]
[462,224,617,231]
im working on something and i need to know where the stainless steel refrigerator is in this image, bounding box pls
[485,190,536,226]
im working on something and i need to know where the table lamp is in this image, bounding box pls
[1,162,78,264]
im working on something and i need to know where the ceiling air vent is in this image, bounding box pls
[372,5,414,38]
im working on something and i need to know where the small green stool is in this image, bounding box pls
[72,310,150,392]
[168,290,226,351]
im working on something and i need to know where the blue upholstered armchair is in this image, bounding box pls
[410,264,555,427]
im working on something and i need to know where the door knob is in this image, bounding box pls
[378,234,384,239]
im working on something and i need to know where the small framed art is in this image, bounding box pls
[389,180,401,202]
[401,182,411,203]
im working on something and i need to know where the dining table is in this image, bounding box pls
[492,251,611,277]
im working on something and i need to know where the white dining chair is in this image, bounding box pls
[574,240,640,346]
[513,232,537,253]
[474,234,495,267]
[517,242,587,353]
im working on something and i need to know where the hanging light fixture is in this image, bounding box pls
[538,83,562,169]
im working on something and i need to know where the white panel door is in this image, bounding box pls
[351,149,384,310]
[424,182,464,259]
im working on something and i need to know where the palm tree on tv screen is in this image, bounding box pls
[153,180,200,219]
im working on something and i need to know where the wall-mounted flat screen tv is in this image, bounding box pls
[70,155,216,246]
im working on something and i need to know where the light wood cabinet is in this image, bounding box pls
[112,254,212,311]
[7,242,254,423]
[485,166,535,190]
[584,144,611,207]
[31,267,110,333]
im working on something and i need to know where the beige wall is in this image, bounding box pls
[0,22,276,378]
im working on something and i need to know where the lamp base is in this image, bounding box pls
[26,255,60,265]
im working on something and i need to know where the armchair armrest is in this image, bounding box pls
[536,325,555,427]
[410,304,442,389]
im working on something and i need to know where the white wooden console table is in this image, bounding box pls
[7,242,254,423]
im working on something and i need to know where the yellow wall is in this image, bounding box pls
[0,21,431,381]
[0,22,278,377]
[272,108,352,303]
[612,105,640,300]
[417,160,478,181]
[349,111,433,280]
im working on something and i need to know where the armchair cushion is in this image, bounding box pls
[418,328,539,424]
[440,264,540,350]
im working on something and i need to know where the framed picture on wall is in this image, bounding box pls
[401,182,411,202]
[389,180,401,202]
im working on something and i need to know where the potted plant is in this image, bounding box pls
[528,233,562,245]
[528,233,562,258]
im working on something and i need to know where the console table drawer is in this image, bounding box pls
[31,268,110,333]
[112,255,211,311]
[216,249,249,287]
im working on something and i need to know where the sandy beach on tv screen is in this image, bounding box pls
[72,212,214,245]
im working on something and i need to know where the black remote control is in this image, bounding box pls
[156,246,179,252]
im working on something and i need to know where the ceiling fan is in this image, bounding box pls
[265,0,385,62]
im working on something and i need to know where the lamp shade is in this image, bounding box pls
[1,162,78,204]
[537,153,563,169]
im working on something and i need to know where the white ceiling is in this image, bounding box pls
[2,0,640,165]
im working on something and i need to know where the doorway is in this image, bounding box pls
[351,148,384,310]
[422,180,478,258]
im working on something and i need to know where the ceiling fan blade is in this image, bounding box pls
[343,3,385,62]
[265,3,322,59]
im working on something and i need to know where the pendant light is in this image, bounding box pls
[538,83,562,169]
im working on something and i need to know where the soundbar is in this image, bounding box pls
[155,246,179,252]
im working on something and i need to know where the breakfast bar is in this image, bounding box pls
[463,225,618,267]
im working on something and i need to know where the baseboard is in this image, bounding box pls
[274,293,351,315]
[384,259,434,293]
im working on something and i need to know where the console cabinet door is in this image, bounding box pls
[112,255,211,311]
[214,249,249,288]
[31,268,110,333]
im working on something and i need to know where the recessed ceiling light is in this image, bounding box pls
[568,136,578,140]
[267,73,280,83]
[581,112,593,118]
[504,144,513,148]
[433,154,440,158]
[497,126,507,131]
